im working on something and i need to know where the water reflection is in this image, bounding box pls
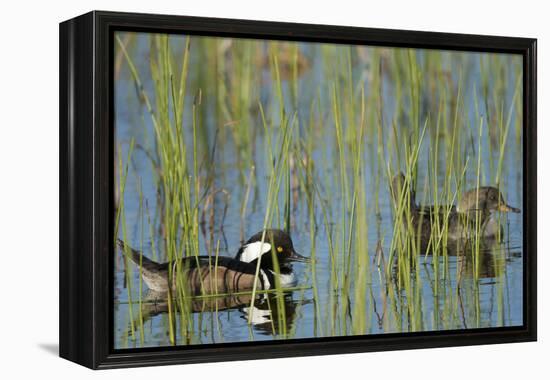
[123,291,308,340]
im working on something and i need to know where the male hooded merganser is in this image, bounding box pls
[390,172,520,249]
[117,229,309,294]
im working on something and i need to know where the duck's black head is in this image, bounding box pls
[236,229,310,271]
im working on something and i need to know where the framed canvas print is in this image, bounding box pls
[59,11,537,369]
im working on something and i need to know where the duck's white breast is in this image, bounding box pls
[270,271,296,287]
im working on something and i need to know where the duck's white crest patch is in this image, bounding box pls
[269,271,296,287]
[240,241,271,263]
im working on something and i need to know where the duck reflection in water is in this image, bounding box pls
[127,291,307,338]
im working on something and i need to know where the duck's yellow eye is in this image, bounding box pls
[277,246,283,253]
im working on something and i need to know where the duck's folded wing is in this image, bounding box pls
[417,205,457,216]
[179,256,256,273]
[181,256,270,293]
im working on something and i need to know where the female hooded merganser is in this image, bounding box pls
[390,172,520,250]
[117,229,309,294]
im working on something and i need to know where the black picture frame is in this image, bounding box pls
[59,10,537,369]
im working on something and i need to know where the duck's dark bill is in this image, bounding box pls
[500,204,521,213]
[288,251,311,263]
